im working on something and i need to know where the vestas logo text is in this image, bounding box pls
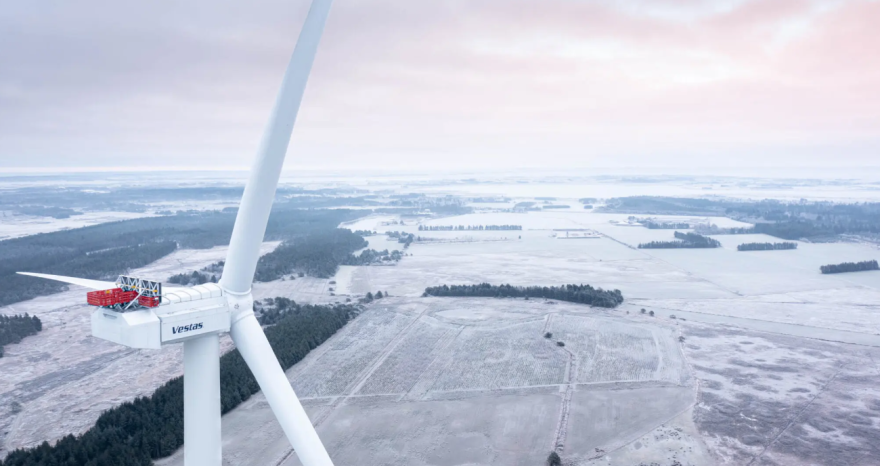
[171,322,204,335]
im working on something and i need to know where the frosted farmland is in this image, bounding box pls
[291,307,418,398]
[549,314,687,385]
[156,296,697,466]
[430,319,568,391]
[334,232,730,300]
[5,205,880,465]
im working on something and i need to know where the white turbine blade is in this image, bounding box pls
[220,0,334,294]
[17,272,184,294]
[17,272,116,290]
[230,313,334,466]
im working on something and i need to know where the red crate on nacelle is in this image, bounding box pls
[138,296,160,308]
[87,288,138,307]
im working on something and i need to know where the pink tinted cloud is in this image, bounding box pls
[289,0,880,166]
[2,0,878,168]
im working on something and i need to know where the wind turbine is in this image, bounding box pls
[17,0,337,465]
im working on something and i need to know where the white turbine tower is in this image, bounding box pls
[17,1,336,465]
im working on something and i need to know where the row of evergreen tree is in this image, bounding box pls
[639,232,721,249]
[0,302,357,466]
[167,261,225,286]
[0,314,42,358]
[342,249,402,265]
[737,242,798,251]
[820,260,879,274]
[423,283,624,308]
[386,231,414,248]
[167,270,216,286]
[418,225,522,231]
[643,221,690,230]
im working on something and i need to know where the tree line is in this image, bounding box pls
[342,249,402,265]
[423,283,624,308]
[386,231,414,248]
[639,232,720,249]
[820,260,879,274]
[0,301,357,466]
[737,242,798,251]
[0,314,42,358]
[643,221,690,230]
[418,225,522,231]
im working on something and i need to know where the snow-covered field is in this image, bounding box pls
[684,324,880,465]
[3,206,880,465]
[335,211,880,329]
[158,297,694,466]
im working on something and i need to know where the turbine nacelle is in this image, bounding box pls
[91,283,234,350]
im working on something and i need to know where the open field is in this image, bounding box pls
[157,296,696,466]
[321,211,880,464]
[683,323,880,465]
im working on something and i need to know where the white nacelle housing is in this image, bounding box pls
[91,284,231,349]
[92,308,162,349]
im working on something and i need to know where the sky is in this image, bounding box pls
[0,0,878,173]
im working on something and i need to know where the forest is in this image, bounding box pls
[253,229,368,280]
[820,260,879,274]
[424,283,624,308]
[418,225,522,231]
[604,196,880,240]
[0,301,357,466]
[0,314,42,358]
[639,232,721,249]
[737,242,798,251]
[0,208,359,306]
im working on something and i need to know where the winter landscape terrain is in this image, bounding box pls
[1,173,880,465]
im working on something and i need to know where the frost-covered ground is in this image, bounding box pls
[157,297,695,466]
[4,207,880,465]
[683,323,880,465]
[336,211,880,332]
[320,211,880,465]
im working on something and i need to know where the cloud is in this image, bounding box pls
[0,0,878,171]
